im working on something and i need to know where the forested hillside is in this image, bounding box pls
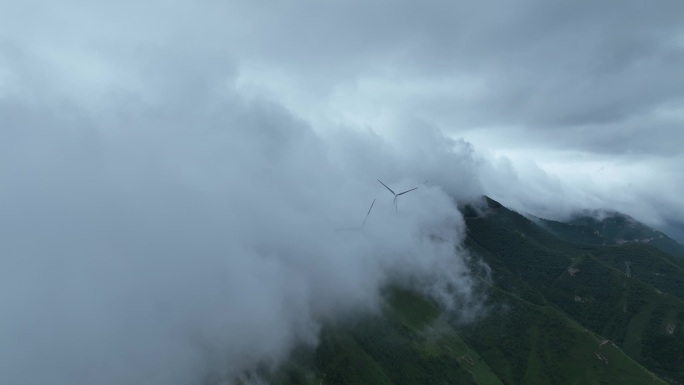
[268,197,684,385]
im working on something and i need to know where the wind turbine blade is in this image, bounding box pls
[366,199,376,216]
[397,187,419,196]
[377,179,396,195]
[362,198,376,226]
[394,196,398,212]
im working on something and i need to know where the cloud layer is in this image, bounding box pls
[0,45,484,384]
[1,1,683,383]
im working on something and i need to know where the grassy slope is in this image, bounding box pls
[273,286,667,385]
[460,285,665,385]
[273,289,498,385]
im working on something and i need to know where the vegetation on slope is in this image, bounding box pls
[272,287,666,385]
[537,212,684,259]
[269,196,684,385]
[465,197,684,384]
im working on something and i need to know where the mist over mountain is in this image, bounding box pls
[1,0,683,384]
[663,221,684,245]
[264,196,684,385]
[1,74,489,384]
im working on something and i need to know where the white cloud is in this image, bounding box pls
[0,41,483,384]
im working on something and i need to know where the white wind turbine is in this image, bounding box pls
[377,179,418,212]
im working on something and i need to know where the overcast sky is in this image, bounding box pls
[1,1,683,384]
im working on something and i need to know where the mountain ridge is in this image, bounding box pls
[264,196,684,385]
[531,208,684,259]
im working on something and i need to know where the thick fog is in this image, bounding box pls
[0,51,485,385]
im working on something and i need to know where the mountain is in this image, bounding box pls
[264,197,684,385]
[465,197,684,384]
[533,210,684,259]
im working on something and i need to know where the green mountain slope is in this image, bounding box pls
[272,288,665,385]
[536,211,684,259]
[268,197,684,385]
[465,197,684,384]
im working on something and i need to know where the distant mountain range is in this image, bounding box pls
[257,197,684,385]
[532,209,684,259]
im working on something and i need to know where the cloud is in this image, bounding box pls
[221,0,684,130]
[475,148,684,240]
[0,41,486,384]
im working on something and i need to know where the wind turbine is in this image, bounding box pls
[377,179,418,212]
[335,199,376,231]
